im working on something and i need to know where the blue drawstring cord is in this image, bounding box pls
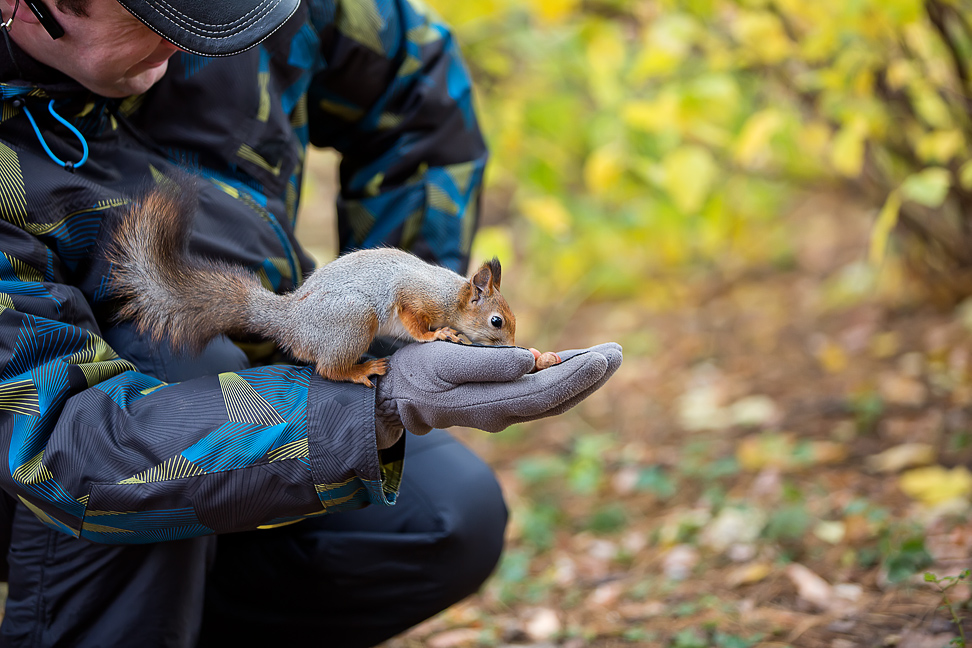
[14,98,88,172]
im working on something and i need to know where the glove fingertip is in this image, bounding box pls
[513,347,539,373]
[580,352,610,384]
[601,346,623,371]
[546,351,609,392]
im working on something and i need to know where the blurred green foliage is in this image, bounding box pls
[429,0,972,304]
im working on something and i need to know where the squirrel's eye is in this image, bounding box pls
[490,315,503,328]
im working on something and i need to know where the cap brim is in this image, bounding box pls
[116,0,301,57]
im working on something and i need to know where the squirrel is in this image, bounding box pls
[106,181,516,387]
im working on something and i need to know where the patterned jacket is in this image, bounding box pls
[0,0,487,544]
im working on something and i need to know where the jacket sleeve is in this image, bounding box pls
[0,222,401,545]
[306,0,488,273]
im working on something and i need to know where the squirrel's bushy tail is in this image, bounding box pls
[107,181,264,354]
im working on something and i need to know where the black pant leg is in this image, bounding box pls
[199,430,508,648]
[0,503,214,648]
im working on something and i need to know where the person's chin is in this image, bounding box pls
[96,62,170,98]
[129,62,170,94]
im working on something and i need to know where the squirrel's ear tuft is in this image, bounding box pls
[471,258,502,296]
[486,257,502,290]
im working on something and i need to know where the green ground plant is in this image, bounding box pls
[925,569,971,646]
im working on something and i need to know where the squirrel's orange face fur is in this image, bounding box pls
[456,258,516,346]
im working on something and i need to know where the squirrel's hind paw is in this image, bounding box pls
[317,358,389,388]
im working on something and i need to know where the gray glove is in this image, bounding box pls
[374,342,623,449]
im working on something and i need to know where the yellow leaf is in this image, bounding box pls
[519,196,571,236]
[585,25,626,106]
[630,14,698,80]
[903,23,938,63]
[797,121,832,159]
[734,109,784,166]
[426,0,508,27]
[869,190,901,266]
[586,26,626,77]
[629,156,665,187]
[630,48,683,80]
[798,18,840,62]
[527,0,578,23]
[900,167,951,207]
[471,226,516,267]
[816,339,848,374]
[886,59,915,91]
[736,433,796,471]
[583,145,626,196]
[621,94,679,134]
[732,11,792,64]
[728,562,772,587]
[736,433,846,472]
[899,465,972,505]
[911,84,954,129]
[852,68,875,97]
[662,145,717,213]
[917,130,965,163]
[960,160,972,191]
[882,0,924,25]
[870,331,901,359]
[829,119,867,177]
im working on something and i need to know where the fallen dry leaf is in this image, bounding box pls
[866,443,936,473]
[737,433,847,471]
[813,520,846,544]
[815,338,848,373]
[586,582,623,607]
[427,628,481,648]
[662,544,700,581]
[878,371,928,406]
[729,394,780,427]
[677,382,731,431]
[699,506,767,552]
[727,562,773,588]
[617,600,667,620]
[785,563,834,610]
[899,465,972,506]
[523,608,561,642]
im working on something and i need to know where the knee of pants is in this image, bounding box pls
[421,444,509,603]
[201,432,509,647]
[346,429,510,605]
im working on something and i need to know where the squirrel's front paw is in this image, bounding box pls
[432,327,467,344]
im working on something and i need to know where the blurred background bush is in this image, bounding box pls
[438,0,972,308]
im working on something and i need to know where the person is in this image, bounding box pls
[0,0,622,646]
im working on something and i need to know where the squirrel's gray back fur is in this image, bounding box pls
[108,182,464,361]
[258,248,466,366]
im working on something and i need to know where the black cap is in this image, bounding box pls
[115,0,301,57]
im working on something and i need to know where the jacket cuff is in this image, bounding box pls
[305,377,401,511]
